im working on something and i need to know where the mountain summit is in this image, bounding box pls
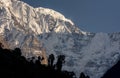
[0,0,120,78]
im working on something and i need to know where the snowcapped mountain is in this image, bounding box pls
[0,0,120,78]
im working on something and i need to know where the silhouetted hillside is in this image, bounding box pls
[0,43,90,78]
[101,60,120,78]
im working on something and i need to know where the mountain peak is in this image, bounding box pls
[35,7,74,25]
[0,0,17,6]
[0,0,85,35]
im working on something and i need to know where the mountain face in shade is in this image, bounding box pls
[0,0,120,78]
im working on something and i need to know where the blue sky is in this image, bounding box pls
[22,0,120,33]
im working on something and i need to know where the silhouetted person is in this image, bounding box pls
[48,54,55,67]
[56,55,65,71]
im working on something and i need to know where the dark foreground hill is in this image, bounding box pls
[101,59,120,78]
[0,43,90,78]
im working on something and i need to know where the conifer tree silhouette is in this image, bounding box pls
[79,72,86,78]
[56,55,65,71]
[48,54,55,67]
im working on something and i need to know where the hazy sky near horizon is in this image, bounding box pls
[22,0,120,33]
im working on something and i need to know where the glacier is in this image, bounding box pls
[0,0,120,78]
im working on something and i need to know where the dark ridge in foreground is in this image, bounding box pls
[101,59,120,78]
[0,43,89,78]
[1,41,120,78]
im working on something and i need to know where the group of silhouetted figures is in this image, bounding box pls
[0,43,90,78]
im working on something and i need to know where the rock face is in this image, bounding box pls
[0,0,120,78]
[0,35,10,49]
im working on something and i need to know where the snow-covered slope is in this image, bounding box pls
[0,0,120,78]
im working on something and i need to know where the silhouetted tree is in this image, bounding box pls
[35,56,44,65]
[79,72,86,78]
[79,72,90,78]
[86,76,90,78]
[56,55,65,71]
[13,48,22,57]
[48,54,55,67]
